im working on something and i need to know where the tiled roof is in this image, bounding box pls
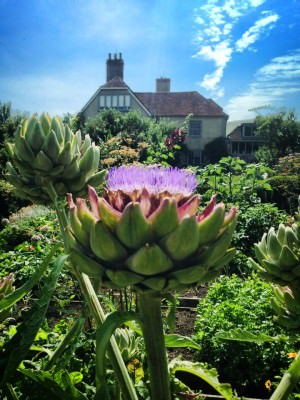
[101,76,129,88]
[134,91,227,117]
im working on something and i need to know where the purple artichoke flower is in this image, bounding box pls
[68,165,237,291]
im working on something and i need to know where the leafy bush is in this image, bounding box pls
[257,174,300,213]
[193,274,299,397]
[0,205,59,251]
[0,179,28,220]
[232,202,288,256]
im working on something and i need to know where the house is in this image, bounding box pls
[226,120,266,162]
[81,53,228,165]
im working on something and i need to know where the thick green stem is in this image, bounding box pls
[270,353,300,400]
[138,291,171,400]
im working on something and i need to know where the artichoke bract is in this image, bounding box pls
[68,165,237,292]
[271,285,300,329]
[6,114,105,203]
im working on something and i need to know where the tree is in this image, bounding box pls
[255,111,300,160]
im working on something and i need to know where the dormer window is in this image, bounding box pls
[242,123,256,137]
[99,94,131,111]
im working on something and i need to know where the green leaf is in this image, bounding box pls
[164,334,201,350]
[216,329,287,344]
[169,359,236,400]
[0,255,67,383]
[0,244,59,312]
[18,368,88,400]
[96,311,141,399]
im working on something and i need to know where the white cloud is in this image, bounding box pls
[225,49,300,120]
[235,12,280,52]
[193,0,279,97]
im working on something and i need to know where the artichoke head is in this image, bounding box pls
[67,166,237,292]
[250,220,300,286]
[6,114,105,203]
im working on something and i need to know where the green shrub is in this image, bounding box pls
[0,179,28,220]
[193,274,299,397]
[0,205,59,251]
[257,174,300,213]
[232,202,288,256]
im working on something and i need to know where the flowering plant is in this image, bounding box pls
[67,165,237,399]
[164,128,186,150]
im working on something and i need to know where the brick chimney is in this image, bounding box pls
[156,77,170,92]
[106,53,124,82]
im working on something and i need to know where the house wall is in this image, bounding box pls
[162,116,227,151]
[82,89,150,119]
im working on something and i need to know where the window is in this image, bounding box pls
[99,94,131,111]
[106,96,111,107]
[112,95,118,107]
[125,95,130,107]
[189,120,202,137]
[118,95,124,107]
[242,124,255,137]
[100,96,105,107]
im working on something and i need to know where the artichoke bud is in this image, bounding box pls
[253,221,300,285]
[6,114,103,202]
[161,217,199,261]
[90,221,127,262]
[126,244,173,275]
[68,166,237,291]
[116,203,153,249]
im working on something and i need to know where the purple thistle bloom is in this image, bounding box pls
[107,166,198,196]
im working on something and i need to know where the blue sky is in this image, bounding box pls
[0,0,299,121]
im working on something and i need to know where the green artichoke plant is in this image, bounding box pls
[250,220,300,286]
[67,165,237,291]
[6,114,105,203]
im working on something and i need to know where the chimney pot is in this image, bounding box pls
[106,52,124,82]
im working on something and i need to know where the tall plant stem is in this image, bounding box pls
[46,184,138,400]
[138,291,171,400]
[270,353,300,400]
